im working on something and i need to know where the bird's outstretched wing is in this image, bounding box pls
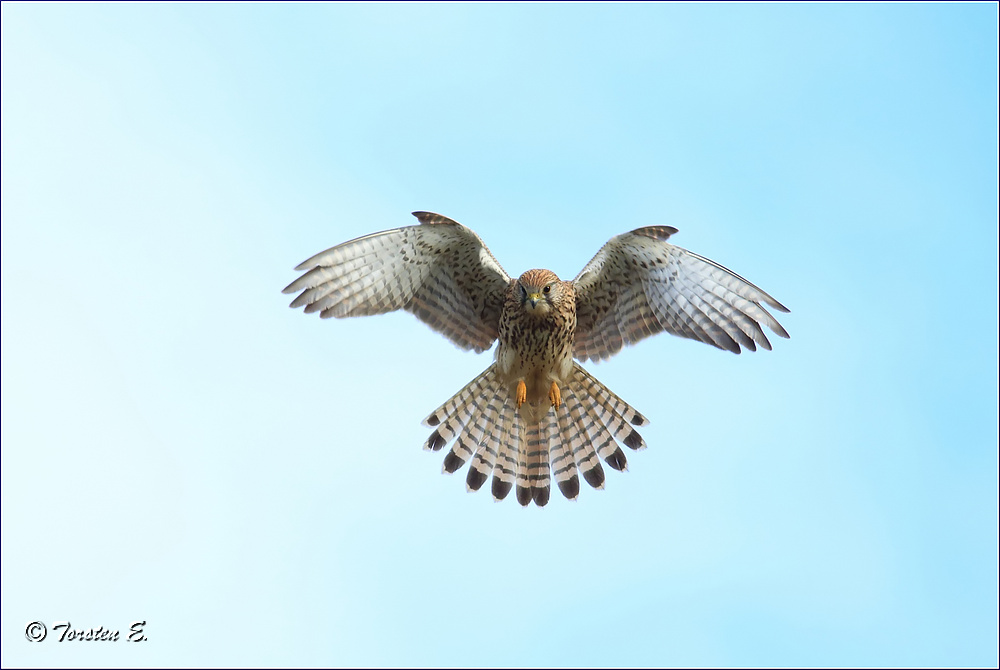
[573,226,790,362]
[283,212,512,353]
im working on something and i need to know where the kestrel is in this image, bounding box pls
[283,211,789,506]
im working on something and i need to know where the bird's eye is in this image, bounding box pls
[543,285,551,294]
[520,285,527,298]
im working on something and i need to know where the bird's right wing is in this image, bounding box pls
[282,212,512,353]
[573,226,789,362]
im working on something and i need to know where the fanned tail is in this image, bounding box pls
[421,362,650,506]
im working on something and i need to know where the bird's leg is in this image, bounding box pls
[548,381,561,409]
[515,380,527,408]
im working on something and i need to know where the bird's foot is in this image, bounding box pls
[515,380,527,408]
[548,381,561,409]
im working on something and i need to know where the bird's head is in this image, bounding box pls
[516,269,567,317]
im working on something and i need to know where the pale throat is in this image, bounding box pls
[523,301,552,317]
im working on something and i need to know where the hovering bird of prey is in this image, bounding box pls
[283,212,789,506]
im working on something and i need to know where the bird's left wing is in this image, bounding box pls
[282,212,512,353]
[573,226,790,362]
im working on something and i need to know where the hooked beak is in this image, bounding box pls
[527,292,542,308]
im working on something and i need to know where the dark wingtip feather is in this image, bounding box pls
[630,225,679,240]
[720,331,742,354]
[583,465,605,490]
[631,413,649,427]
[516,486,532,507]
[492,478,512,501]
[623,428,645,451]
[770,298,791,314]
[412,211,461,226]
[425,415,440,427]
[424,429,447,452]
[605,446,628,472]
[557,475,580,500]
[442,451,465,474]
[532,487,550,507]
[466,469,487,491]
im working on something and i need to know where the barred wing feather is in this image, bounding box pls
[574,226,789,362]
[283,212,511,353]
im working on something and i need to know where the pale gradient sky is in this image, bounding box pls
[2,3,997,667]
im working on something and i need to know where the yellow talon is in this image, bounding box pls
[515,380,527,408]
[549,381,561,409]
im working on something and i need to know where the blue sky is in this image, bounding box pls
[2,3,996,667]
